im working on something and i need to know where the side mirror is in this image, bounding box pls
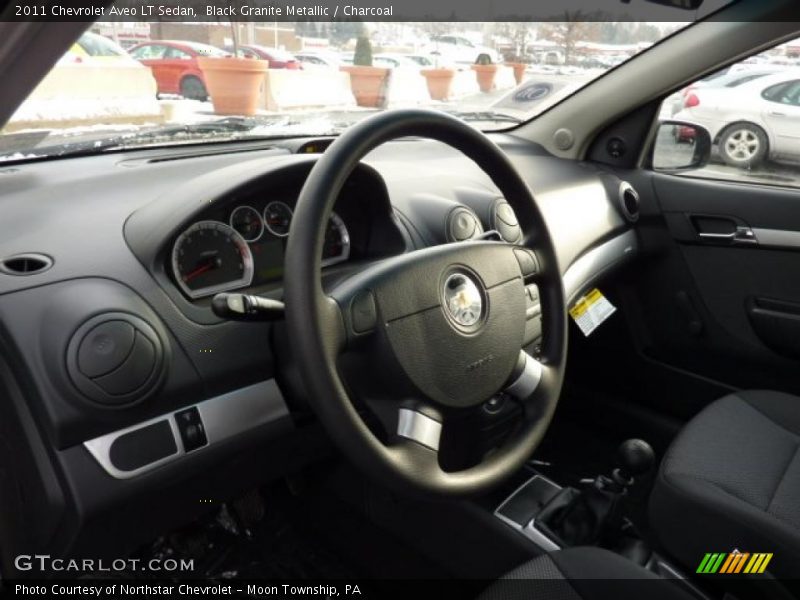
[651,120,712,172]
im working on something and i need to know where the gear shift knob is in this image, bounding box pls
[616,439,655,479]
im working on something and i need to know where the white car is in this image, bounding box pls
[422,35,501,65]
[667,66,784,116]
[373,53,421,69]
[294,52,341,69]
[674,69,800,168]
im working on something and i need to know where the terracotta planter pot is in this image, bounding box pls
[471,64,499,93]
[421,68,456,101]
[197,57,269,116]
[340,65,390,108]
[505,62,526,85]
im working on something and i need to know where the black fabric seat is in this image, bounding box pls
[478,547,695,600]
[650,390,800,577]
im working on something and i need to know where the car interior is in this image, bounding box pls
[2,1,800,599]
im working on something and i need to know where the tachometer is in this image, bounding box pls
[322,212,351,267]
[263,201,293,237]
[172,221,254,299]
[229,205,263,243]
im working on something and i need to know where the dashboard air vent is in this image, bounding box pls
[618,182,640,223]
[0,253,53,275]
[447,207,483,242]
[491,199,522,243]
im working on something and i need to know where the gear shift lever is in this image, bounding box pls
[536,439,655,547]
[611,439,656,491]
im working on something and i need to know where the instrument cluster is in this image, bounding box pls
[171,199,351,300]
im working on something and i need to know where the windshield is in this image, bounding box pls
[1,17,692,161]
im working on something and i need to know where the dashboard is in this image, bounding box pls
[0,134,638,565]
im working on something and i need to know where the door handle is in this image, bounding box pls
[769,111,787,117]
[697,225,757,245]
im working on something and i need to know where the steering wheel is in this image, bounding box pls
[284,109,567,496]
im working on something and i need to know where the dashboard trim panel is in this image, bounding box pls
[83,379,291,479]
[563,230,637,304]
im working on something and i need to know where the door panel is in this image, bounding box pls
[625,172,800,399]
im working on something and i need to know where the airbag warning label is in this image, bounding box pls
[568,288,616,337]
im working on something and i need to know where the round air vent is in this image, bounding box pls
[618,182,640,223]
[0,253,53,275]
[66,312,166,407]
[491,199,522,243]
[447,207,483,242]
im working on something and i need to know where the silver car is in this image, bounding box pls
[674,69,800,168]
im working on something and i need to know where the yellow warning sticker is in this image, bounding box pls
[569,288,616,336]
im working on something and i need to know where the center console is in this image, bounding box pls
[492,439,707,598]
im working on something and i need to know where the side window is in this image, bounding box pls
[131,45,165,60]
[654,42,800,187]
[164,47,192,60]
[762,80,800,106]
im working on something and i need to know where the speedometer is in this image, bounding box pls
[172,221,254,299]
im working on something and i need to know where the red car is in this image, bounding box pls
[232,45,302,69]
[129,40,230,100]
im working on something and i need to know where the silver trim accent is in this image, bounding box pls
[494,475,561,552]
[320,211,351,268]
[397,408,442,451]
[699,225,757,245]
[229,205,264,243]
[618,181,640,223]
[504,351,543,400]
[563,230,637,304]
[263,200,293,238]
[83,379,290,479]
[752,227,800,249]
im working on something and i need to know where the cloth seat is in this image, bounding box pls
[478,547,695,600]
[650,390,800,577]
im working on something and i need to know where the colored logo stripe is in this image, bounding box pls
[698,552,773,574]
[719,553,748,574]
[744,553,773,574]
[697,553,725,573]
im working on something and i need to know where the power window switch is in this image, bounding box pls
[175,407,207,452]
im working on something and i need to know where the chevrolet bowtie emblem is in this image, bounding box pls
[443,273,484,328]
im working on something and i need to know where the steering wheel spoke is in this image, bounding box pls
[395,401,444,452]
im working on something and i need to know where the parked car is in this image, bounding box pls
[64,31,137,64]
[129,40,230,100]
[373,53,421,69]
[669,66,784,117]
[294,51,341,69]
[229,45,302,69]
[423,34,501,65]
[675,69,800,167]
[405,54,436,67]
